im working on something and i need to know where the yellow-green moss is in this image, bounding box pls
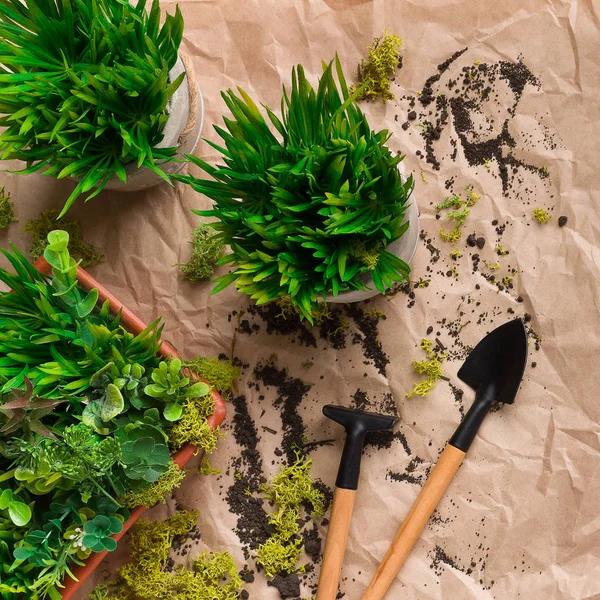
[495,245,509,256]
[351,240,381,270]
[183,356,240,394]
[118,460,186,509]
[435,194,462,211]
[352,32,403,102]
[90,510,244,600]
[0,187,16,230]
[256,537,303,578]
[168,394,220,452]
[465,185,480,206]
[179,223,225,282]
[406,338,447,398]
[24,209,104,267]
[446,208,470,225]
[255,454,325,576]
[440,226,462,243]
[532,208,551,224]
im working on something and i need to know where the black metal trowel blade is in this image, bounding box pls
[457,318,528,405]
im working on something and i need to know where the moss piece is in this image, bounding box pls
[406,338,446,398]
[487,262,501,270]
[446,208,470,225]
[91,511,244,599]
[118,460,187,509]
[440,226,462,243]
[256,537,303,578]
[190,551,243,598]
[532,208,551,224]
[350,240,381,270]
[435,194,462,211]
[167,393,221,452]
[352,31,403,102]
[495,245,509,256]
[119,510,199,597]
[198,457,222,476]
[24,209,104,267]
[179,223,224,282]
[183,356,240,394]
[0,187,16,230]
[256,453,325,576]
[465,185,480,206]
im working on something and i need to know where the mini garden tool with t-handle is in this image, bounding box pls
[316,405,398,600]
[362,319,528,600]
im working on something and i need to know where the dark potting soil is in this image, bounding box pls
[252,304,317,347]
[318,307,349,349]
[231,394,263,485]
[303,523,322,563]
[387,456,430,486]
[253,362,312,464]
[400,49,553,205]
[268,574,301,598]
[344,304,390,376]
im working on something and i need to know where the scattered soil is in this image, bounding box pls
[268,574,301,598]
[254,362,312,463]
[344,305,390,376]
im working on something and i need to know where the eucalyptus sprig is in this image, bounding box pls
[0,0,185,215]
[176,57,414,321]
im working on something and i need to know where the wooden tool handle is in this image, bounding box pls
[316,487,357,600]
[362,444,466,600]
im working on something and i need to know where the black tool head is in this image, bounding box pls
[323,405,397,434]
[458,318,528,405]
[323,405,397,490]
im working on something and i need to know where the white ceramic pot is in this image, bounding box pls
[326,168,420,304]
[102,55,204,192]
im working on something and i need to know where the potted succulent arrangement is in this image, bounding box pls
[0,0,203,217]
[175,56,418,321]
[0,231,226,600]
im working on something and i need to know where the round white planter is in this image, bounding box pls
[102,55,204,192]
[326,169,420,304]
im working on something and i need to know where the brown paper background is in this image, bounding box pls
[0,0,598,598]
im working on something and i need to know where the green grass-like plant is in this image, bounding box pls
[0,0,184,216]
[175,57,414,322]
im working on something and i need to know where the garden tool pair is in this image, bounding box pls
[316,319,528,600]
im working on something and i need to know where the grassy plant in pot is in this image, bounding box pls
[0,231,228,599]
[175,57,418,321]
[0,0,203,216]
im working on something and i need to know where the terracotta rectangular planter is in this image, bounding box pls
[32,257,227,600]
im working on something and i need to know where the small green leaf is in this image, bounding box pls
[8,501,32,526]
[163,402,183,421]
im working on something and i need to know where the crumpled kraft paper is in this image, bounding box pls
[1,0,598,598]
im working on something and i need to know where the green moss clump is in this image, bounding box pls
[167,394,221,452]
[90,510,244,600]
[183,356,240,394]
[256,453,325,577]
[0,187,16,230]
[532,208,551,224]
[179,223,224,282]
[118,460,187,509]
[24,209,104,267]
[256,537,303,578]
[352,32,403,102]
[406,338,447,398]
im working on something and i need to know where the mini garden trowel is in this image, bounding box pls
[362,319,528,600]
[316,405,398,600]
